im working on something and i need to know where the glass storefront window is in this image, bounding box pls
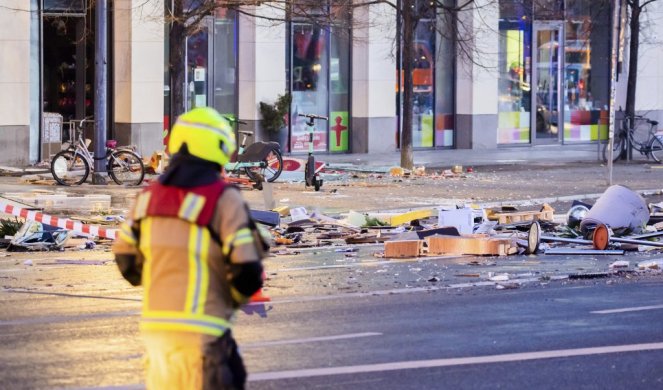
[563,0,611,142]
[435,6,455,148]
[329,27,350,152]
[412,20,435,148]
[186,27,209,110]
[213,9,237,119]
[183,11,238,118]
[497,3,532,144]
[397,1,455,149]
[290,24,329,153]
[288,3,351,154]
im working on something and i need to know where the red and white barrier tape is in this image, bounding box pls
[0,200,118,240]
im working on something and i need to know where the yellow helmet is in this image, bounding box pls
[168,107,237,166]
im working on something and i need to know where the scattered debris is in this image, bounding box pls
[8,220,72,251]
[489,273,510,282]
[568,272,611,280]
[637,260,662,270]
[580,185,649,235]
[609,260,630,269]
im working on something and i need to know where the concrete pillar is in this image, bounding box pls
[455,0,499,149]
[238,5,287,140]
[352,1,398,153]
[113,0,165,157]
[0,1,32,165]
[631,1,663,123]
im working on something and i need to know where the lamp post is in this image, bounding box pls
[93,0,108,184]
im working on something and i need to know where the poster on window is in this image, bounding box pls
[328,111,349,152]
[289,110,328,153]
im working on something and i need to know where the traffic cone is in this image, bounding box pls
[249,272,271,303]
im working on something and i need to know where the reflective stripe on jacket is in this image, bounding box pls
[113,181,262,337]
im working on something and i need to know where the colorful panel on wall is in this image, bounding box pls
[498,111,530,144]
[420,115,434,147]
[329,111,349,152]
[435,114,454,147]
[563,109,608,141]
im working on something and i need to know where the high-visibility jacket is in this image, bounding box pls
[113,181,263,337]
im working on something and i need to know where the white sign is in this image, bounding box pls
[43,112,63,143]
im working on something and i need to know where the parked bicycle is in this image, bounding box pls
[222,117,283,188]
[603,111,663,163]
[50,117,145,186]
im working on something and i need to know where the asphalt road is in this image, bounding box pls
[241,281,663,390]
[1,248,662,390]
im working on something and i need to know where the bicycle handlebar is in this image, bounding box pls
[298,113,328,121]
[223,116,247,125]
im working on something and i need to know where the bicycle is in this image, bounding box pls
[50,117,145,186]
[222,117,283,189]
[603,112,663,163]
[298,113,327,191]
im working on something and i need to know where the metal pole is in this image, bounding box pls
[93,0,108,184]
[607,0,622,185]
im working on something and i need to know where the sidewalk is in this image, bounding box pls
[321,143,606,171]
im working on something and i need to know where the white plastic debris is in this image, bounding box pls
[289,207,309,222]
[489,273,510,282]
[23,260,33,266]
[609,260,630,269]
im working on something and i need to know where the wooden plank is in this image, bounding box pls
[494,210,554,224]
[426,235,517,256]
[384,240,422,258]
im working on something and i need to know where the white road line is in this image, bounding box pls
[249,342,663,381]
[242,332,381,349]
[591,304,663,314]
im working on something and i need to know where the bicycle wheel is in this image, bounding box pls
[108,150,145,186]
[245,148,283,183]
[602,135,625,163]
[649,136,663,163]
[50,150,90,185]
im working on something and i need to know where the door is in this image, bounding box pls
[532,22,563,143]
[185,17,213,110]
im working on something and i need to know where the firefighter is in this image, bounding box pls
[113,107,266,389]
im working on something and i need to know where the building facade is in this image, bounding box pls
[1,0,662,166]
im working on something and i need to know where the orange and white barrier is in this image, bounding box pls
[0,200,118,240]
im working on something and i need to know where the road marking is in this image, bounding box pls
[591,304,663,314]
[242,332,381,349]
[249,342,663,381]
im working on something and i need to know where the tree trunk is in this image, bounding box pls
[169,0,187,123]
[400,0,415,170]
[625,1,640,119]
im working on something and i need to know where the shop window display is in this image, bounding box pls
[563,0,611,142]
[497,5,532,144]
[290,24,329,153]
[396,1,455,149]
[288,4,351,154]
[435,4,455,148]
